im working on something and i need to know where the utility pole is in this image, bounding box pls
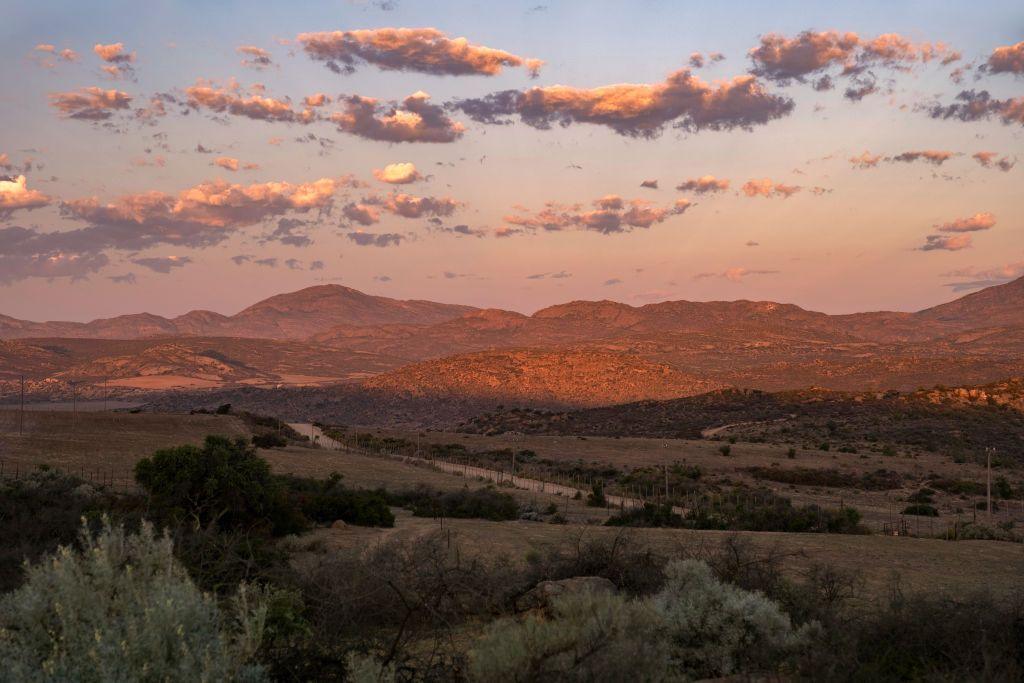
[664,462,669,501]
[19,375,25,435]
[986,447,993,524]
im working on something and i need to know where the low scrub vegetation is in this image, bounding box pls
[745,466,902,490]
[2,433,1021,680]
[0,519,268,681]
[388,484,519,521]
[607,493,865,534]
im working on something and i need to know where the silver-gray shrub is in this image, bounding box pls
[467,559,811,682]
[0,518,268,682]
[651,558,812,679]
[468,589,671,682]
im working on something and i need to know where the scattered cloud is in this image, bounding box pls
[676,175,730,193]
[451,68,794,138]
[972,151,1015,171]
[297,27,542,77]
[640,179,658,189]
[32,44,78,68]
[310,260,325,270]
[941,260,1024,291]
[93,42,136,78]
[108,272,137,284]
[984,41,1024,76]
[603,278,622,286]
[303,93,332,108]
[741,178,801,198]
[926,90,1024,126]
[919,234,972,251]
[331,91,464,142]
[186,79,318,123]
[264,217,312,246]
[849,151,882,168]
[688,51,725,69]
[889,149,954,165]
[0,225,110,283]
[0,175,51,218]
[254,257,278,267]
[211,156,259,172]
[695,267,779,282]
[373,274,392,282]
[342,191,458,225]
[131,255,192,273]
[504,195,691,234]
[935,212,996,233]
[49,87,132,120]
[213,156,240,171]
[749,30,959,87]
[373,162,422,184]
[526,270,571,279]
[237,45,274,70]
[346,230,404,247]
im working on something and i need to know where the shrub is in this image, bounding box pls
[652,559,812,679]
[134,435,305,536]
[902,504,939,517]
[390,485,518,521]
[587,481,607,507]
[0,519,267,681]
[468,590,669,682]
[0,470,125,593]
[468,559,810,682]
[606,503,683,528]
[280,474,394,527]
[252,432,287,449]
[300,533,520,675]
[524,531,668,597]
[719,444,732,456]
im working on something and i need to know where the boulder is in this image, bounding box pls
[515,576,616,612]
[330,519,348,530]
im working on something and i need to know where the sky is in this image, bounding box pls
[1,0,1022,322]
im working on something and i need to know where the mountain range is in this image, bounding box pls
[2,277,1022,405]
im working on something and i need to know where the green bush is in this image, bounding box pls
[135,435,305,536]
[587,481,607,507]
[279,474,394,527]
[0,470,125,593]
[0,519,267,681]
[606,503,683,528]
[252,432,288,449]
[390,485,518,521]
[902,504,939,517]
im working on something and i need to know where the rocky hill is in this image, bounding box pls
[363,348,725,407]
[0,285,476,340]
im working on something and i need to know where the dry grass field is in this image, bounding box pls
[362,427,1024,531]
[2,409,1021,602]
[0,409,248,482]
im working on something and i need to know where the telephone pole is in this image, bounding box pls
[986,447,993,524]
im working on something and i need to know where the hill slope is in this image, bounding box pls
[364,348,726,407]
[0,285,477,340]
